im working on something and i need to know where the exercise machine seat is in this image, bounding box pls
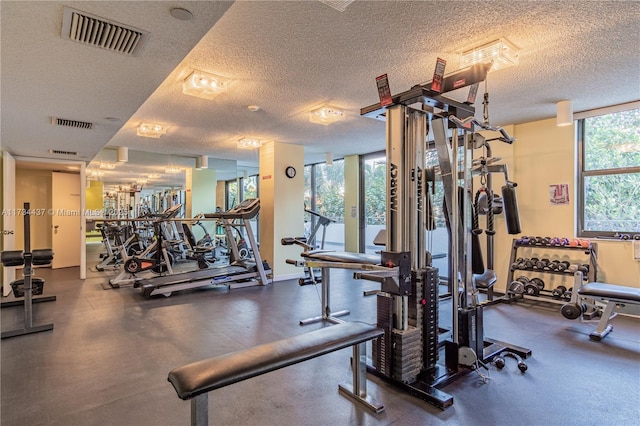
[578,282,640,303]
[473,269,497,289]
[301,251,380,265]
[168,322,383,400]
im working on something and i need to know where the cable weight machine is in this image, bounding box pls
[360,62,530,409]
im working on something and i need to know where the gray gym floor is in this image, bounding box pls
[2,244,639,425]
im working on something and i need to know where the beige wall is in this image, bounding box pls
[15,168,52,250]
[259,141,305,280]
[488,118,640,289]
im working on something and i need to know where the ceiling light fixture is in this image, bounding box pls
[170,7,193,21]
[117,146,129,162]
[137,123,167,139]
[309,105,345,125]
[165,167,182,174]
[183,70,228,100]
[237,138,263,149]
[460,38,519,71]
[556,100,573,127]
[195,155,209,169]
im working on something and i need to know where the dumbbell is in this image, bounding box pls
[552,285,567,298]
[511,258,525,271]
[534,258,548,270]
[523,277,545,296]
[561,301,586,320]
[555,260,571,272]
[549,237,561,246]
[508,278,527,295]
[539,237,551,246]
[516,236,531,245]
[525,258,538,269]
[562,287,573,300]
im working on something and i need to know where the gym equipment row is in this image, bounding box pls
[135,198,271,297]
[510,257,590,274]
[561,271,640,341]
[1,202,56,339]
[507,276,578,300]
[515,235,593,249]
[488,237,599,306]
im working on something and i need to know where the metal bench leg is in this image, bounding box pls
[339,342,384,413]
[191,394,208,426]
[590,301,616,341]
[300,267,349,325]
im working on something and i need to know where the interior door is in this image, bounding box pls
[51,172,81,269]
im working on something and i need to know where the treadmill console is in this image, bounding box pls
[204,198,260,220]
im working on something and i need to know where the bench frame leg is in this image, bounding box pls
[191,394,208,426]
[589,301,616,341]
[300,267,350,326]
[339,342,384,413]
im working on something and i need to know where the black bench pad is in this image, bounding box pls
[302,251,380,265]
[168,322,383,400]
[579,282,640,303]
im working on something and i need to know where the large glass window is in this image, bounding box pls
[362,152,386,254]
[226,180,238,210]
[304,160,345,250]
[578,107,640,237]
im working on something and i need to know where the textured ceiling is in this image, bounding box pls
[2,1,639,188]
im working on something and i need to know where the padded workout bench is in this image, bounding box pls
[168,322,384,426]
[561,272,640,341]
[287,250,382,325]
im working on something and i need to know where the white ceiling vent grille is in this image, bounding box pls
[51,117,93,130]
[61,7,149,56]
[49,149,78,156]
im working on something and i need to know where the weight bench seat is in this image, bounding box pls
[570,280,640,341]
[578,282,640,303]
[302,250,380,265]
[168,322,384,425]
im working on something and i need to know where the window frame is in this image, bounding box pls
[576,104,640,238]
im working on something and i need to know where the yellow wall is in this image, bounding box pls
[343,155,360,252]
[15,168,52,250]
[85,180,103,211]
[488,118,640,289]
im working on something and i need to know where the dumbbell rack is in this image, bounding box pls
[505,238,598,303]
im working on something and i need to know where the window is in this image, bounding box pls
[362,152,386,254]
[303,160,345,250]
[225,179,238,210]
[578,106,640,237]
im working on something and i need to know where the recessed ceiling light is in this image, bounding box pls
[248,105,260,112]
[170,7,193,21]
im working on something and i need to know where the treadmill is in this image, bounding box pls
[136,198,271,297]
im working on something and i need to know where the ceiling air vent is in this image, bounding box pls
[49,149,78,156]
[61,7,149,56]
[51,117,93,130]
